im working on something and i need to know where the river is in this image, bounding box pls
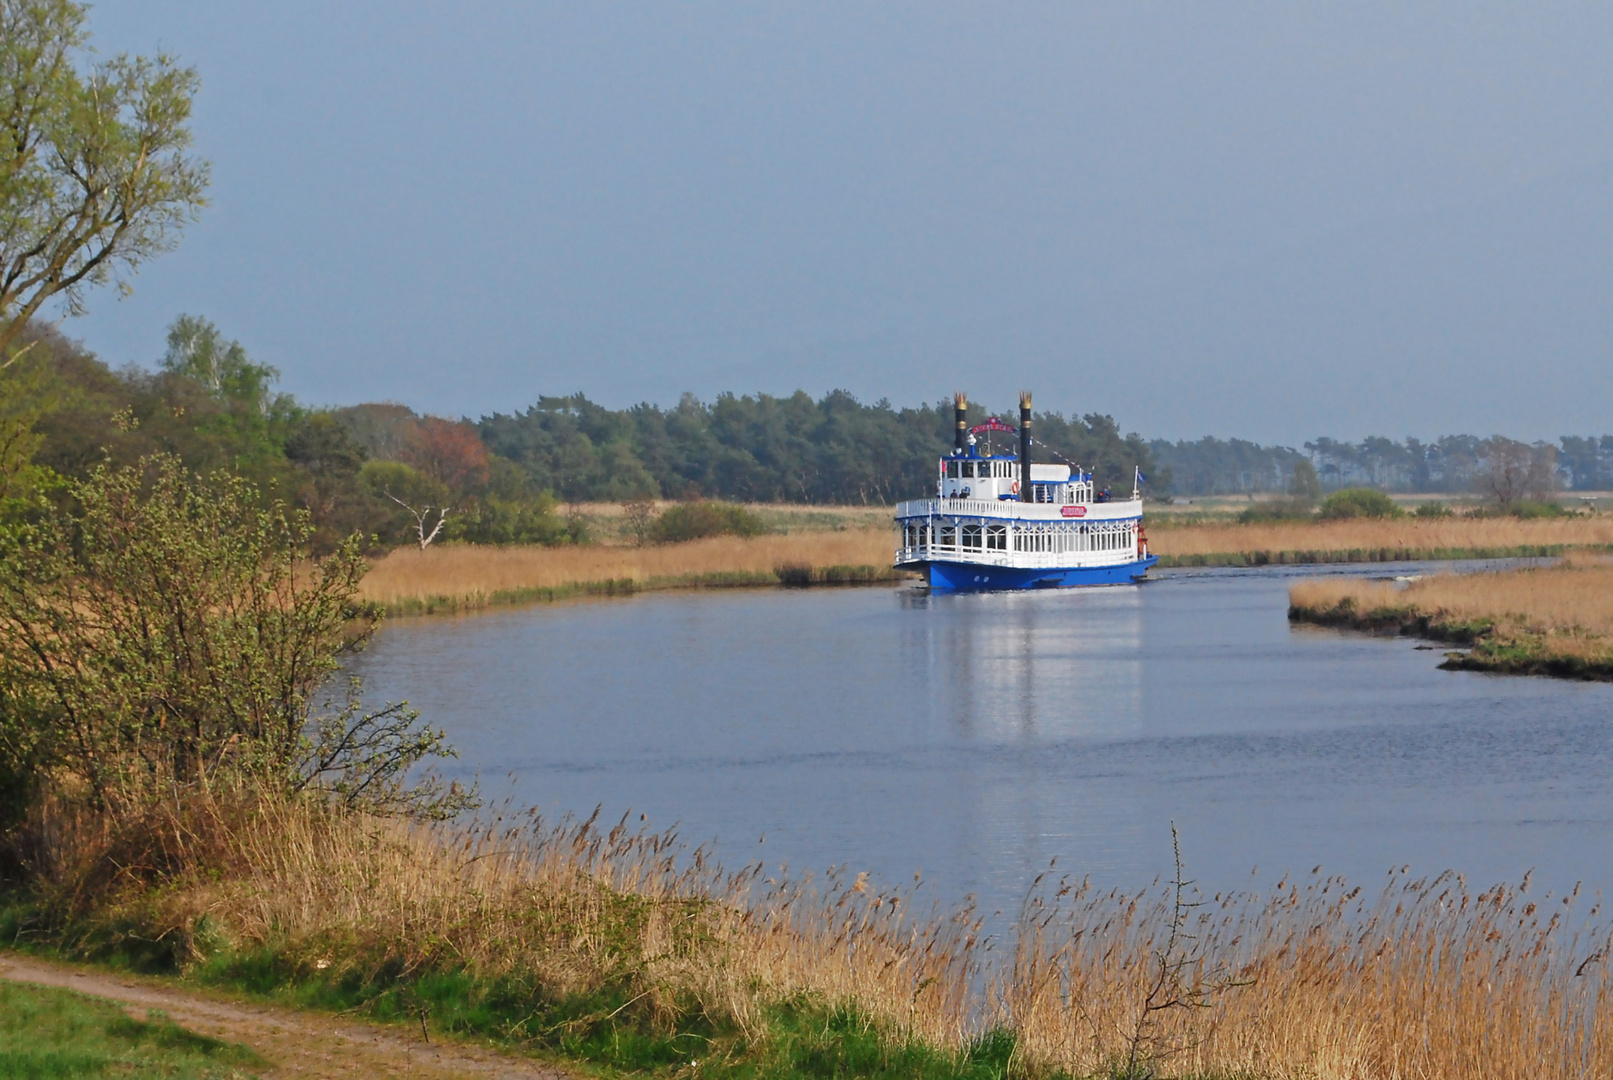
[351,561,1613,916]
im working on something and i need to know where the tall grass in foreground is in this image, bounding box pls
[359,531,898,611]
[15,791,1612,1079]
[1290,555,1613,675]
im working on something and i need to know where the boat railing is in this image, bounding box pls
[894,497,1141,520]
[893,543,1139,568]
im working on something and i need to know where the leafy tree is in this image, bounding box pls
[398,415,490,496]
[1288,459,1322,503]
[160,314,280,410]
[0,455,467,817]
[0,0,208,362]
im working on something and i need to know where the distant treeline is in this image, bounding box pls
[1153,435,1610,496]
[2,320,1155,551]
[474,392,1155,504]
[8,318,1609,555]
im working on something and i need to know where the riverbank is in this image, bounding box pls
[360,531,903,616]
[7,790,1608,1080]
[362,515,1613,617]
[1288,555,1613,679]
[1151,514,1613,567]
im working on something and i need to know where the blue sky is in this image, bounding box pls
[66,2,1613,443]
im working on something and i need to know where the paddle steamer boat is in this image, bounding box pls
[894,392,1158,591]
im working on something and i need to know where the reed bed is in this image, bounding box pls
[359,531,897,614]
[23,792,1613,1078]
[1151,515,1613,564]
[1289,555,1613,676]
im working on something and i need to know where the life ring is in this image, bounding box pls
[1010,481,1019,494]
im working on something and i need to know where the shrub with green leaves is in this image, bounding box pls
[1318,487,1402,520]
[1508,499,1568,519]
[650,501,767,543]
[1413,501,1453,518]
[0,455,468,819]
[1238,497,1315,523]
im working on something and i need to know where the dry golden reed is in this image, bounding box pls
[39,792,1613,1079]
[1290,555,1613,662]
[1152,515,1613,559]
[358,531,895,608]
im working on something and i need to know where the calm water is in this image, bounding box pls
[351,563,1613,914]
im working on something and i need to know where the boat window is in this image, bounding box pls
[946,460,960,479]
[937,524,957,548]
[961,523,982,549]
[986,524,1006,550]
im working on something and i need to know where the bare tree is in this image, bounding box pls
[385,490,452,551]
[1477,437,1558,508]
[621,497,658,546]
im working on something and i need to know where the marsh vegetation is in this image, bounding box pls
[9,787,1613,1079]
[358,528,901,615]
[1289,554,1613,679]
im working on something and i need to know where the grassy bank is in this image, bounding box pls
[361,531,903,615]
[7,791,1612,1080]
[1150,514,1613,567]
[365,515,1613,617]
[1289,555,1613,678]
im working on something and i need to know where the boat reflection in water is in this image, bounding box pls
[893,585,1153,905]
[899,585,1143,745]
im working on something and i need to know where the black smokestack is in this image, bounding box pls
[1018,391,1033,502]
[953,391,968,455]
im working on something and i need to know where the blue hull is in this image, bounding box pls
[924,555,1158,591]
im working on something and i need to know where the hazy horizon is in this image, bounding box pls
[60,2,1613,445]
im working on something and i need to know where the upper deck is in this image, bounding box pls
[937,453,1092,503]
[895,496,1142,522]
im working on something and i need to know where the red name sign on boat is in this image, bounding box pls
[1062,505,1086,517]
[970,418,1017,435]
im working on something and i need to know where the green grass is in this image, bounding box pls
[0,979,262,1079]
[179,947,1029,1079]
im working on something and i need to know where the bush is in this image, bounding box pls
[1509,499,1568,519]
[1413,501,1453,518]
[1318,488,1403,520]
[1238,497,1315,523]
[650,501,766,543]
[0,455,468,819]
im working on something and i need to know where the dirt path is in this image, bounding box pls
[0,952,576,1079]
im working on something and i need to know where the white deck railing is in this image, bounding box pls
[893,544,1139,569]
[894,497,1142,521]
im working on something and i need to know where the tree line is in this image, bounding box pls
[476,391,1158,505]
[2,319,1164,549]
[1154,434,1601,498]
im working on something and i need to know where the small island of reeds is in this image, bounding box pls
[1289,554,1613,679]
